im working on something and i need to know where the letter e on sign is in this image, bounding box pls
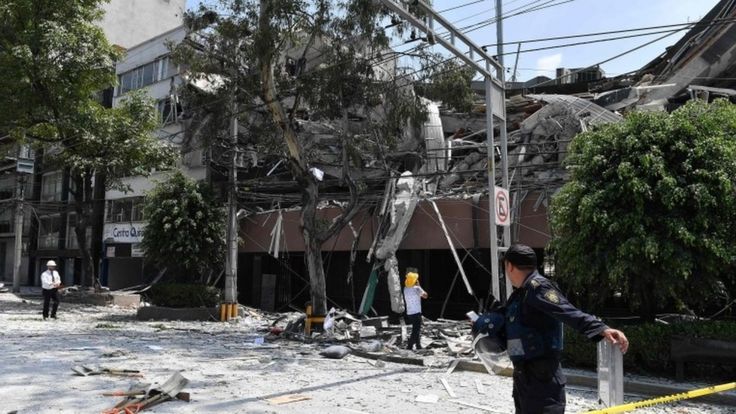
[494,186,510,227]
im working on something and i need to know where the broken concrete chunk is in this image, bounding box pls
[361,340,383,353]
[415,394,440,404]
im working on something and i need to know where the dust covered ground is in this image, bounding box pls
[0,293,733,414]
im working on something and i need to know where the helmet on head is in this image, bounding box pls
[405,272,419,287]
[46,260,57,267]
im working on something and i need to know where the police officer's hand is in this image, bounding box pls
[603,328,629,354]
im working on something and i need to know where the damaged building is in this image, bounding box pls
[594,0,736,111]
[236,93,621,320]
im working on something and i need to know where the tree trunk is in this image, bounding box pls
[304,230,327,315]
[299,174,328,315]
[72,174,96,289]
[638,279,657,323]
[90,173,106,282]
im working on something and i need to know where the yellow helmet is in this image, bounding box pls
[405,272,419,287]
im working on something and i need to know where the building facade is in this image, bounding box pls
[103,26,208,289]
[6,2,187,288]
[100,0,187,49]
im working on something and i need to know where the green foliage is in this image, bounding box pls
[50,91,177,191]
[550,100,736,320]
[563,321,736,378]
[0,0,117,136]
[141,172,226,281]
[147,283,221,308]
[415,60,477,113]
[0,0,177,285]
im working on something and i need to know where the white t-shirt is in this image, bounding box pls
[404,286,425,316]
[41,270,60,290]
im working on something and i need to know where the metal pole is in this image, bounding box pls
[224,104,238,307]
[12,175,25,293]
[485,72,500,302]
[495,0,513,298]
[511,43,522,83]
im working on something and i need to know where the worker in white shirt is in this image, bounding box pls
[403,269,428,351]
[40,260,61,320]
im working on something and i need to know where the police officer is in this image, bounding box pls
[473,244,628,414]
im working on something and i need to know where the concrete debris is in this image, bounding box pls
[72,365,142,377]
[375,171,421,314]
[415,394,440,404]
[438,94,621,193]
[319,345,351,359]
[103,372,189,414]
[440,378,457,398]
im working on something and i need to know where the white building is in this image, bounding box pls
[103,26,207,289]
[101,0,187,49]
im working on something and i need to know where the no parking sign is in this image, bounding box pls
[495,186,510,227]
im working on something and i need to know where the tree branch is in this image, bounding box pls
[318,105,364,242]
[258,0,305,171]
[288,3,325,123]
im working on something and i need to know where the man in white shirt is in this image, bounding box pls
[41,260,61,320]
[403,269,428,350]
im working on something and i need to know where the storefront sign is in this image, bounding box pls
[131,243,145,258]
[103,222,146,243]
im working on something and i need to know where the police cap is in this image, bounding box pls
[503,244,537,267]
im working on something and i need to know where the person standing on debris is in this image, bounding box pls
[403,269,428,350]
[41,260,61,320]
[472,244,629,414]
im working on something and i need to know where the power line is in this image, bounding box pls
[482,18,736,47]
[498,27,689,57]
[438,0,485,13]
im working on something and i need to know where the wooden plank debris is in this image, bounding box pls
[475,379,485,395]
[446,359,460,375]
[440,378,457,398]
[267,394,312,405]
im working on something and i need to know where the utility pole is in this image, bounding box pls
[221,101,239,321]
[378,0,508,302]
[12,151,33,293]
[221,41,240,322]
[495,0,513,298]
[11,175,25,293]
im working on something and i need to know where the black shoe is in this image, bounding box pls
[51,315,57,319]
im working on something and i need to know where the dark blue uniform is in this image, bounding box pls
[475,271,608,414]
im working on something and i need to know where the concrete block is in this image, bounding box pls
[110,293,140,308]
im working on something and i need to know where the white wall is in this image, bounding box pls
[100,0,187,49]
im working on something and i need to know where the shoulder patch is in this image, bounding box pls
[543,290,560,304]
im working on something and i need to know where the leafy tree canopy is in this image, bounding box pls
[550,99,736,320]
[141,172,226,282]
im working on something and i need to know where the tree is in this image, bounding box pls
[550,99,736,321]
[175,0,443,315]
[140,172,226,283]
[0,0,176,287]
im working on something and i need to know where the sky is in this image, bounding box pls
[185,0,721,82]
